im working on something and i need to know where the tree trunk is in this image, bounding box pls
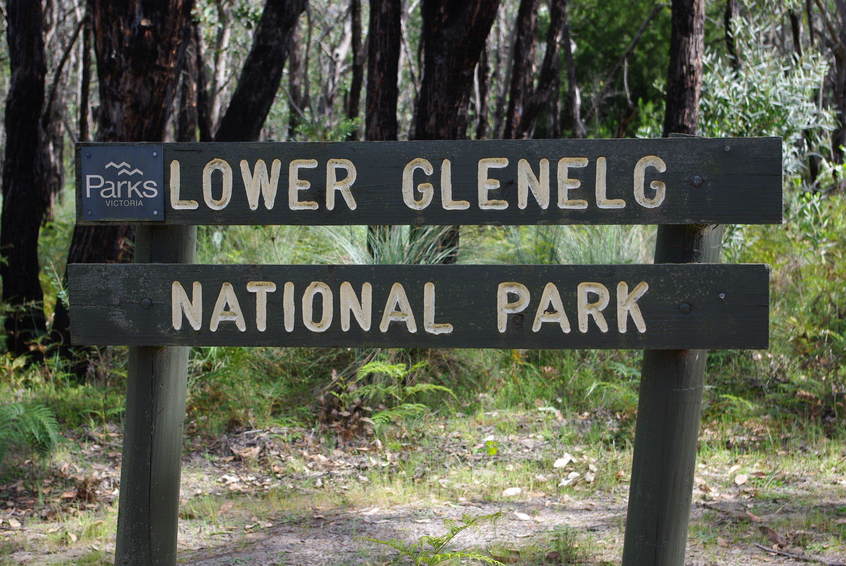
[194,20,214,142]
[287,24,305,138]
[724,0,741,71]
[366,0,401,141]
[503,0,537,139]
[215,0,307,141]
[475,46,489,139]
[177,19,199,142]
[414,0,500,140]
[414,0,500,262]
[346,0,364,139]
[1,1,49,357]
[560,0,584,137]
[832,2,846,165]
[79,10,92,142]
[663,0,704,137]
[209,0,233,132]
[517,0,568,139]
[365,0,402,256]
[51,0,194,363]
[789,9,803,58]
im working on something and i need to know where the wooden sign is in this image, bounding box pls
[69,263,769,349]
[76,137,782,225]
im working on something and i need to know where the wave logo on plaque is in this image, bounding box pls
[78,145,165,222]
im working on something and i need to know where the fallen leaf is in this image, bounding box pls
[7,518,21,529]
[734,474,749,486]
[502,487,522,497]
[514,511,532,521]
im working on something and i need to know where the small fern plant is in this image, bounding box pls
[0,402,60,465]
[367,512,505,565]
[350,361,456,428]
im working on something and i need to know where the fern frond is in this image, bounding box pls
[356,361,409,380]
[427,551,505,565]
[402,383,457,400]
[364,536,416,557]
[0,403,60,464]
[370,403,429,425]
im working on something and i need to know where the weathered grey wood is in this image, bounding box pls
[76,137,783,226]
[115,225,195,566]
[68,263,767,349]
[621,224,724,566]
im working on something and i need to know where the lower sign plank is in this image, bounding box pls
[68,264,769,349]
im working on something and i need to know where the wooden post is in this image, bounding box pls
[621,222,724,566]
[115,225,196,566]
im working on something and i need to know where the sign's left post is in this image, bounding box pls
[76,144,195,566]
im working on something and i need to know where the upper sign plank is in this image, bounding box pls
[76,138,782,226]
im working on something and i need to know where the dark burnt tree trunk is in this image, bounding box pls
[789,9,803,58]
[475,46,490,139]
[1,1,49,357]
[517,0,568,139]
[503,0,537,139]
[346,0,364,140]
[414,0,500,262]
[663,0,704,137]
[215,0,307,142]
[287,24,306,138]
[79,10,93,142]
[51,0,194,365]
[831,3,846,167]
[365,0,402,256]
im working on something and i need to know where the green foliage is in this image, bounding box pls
[0,402,59,465]
[328,360,457,432]
[502,225,653,265]
[367,512,504,565]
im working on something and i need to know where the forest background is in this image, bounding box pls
[0,0,845,564]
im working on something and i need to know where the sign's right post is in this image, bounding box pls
[622,221,725,566]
